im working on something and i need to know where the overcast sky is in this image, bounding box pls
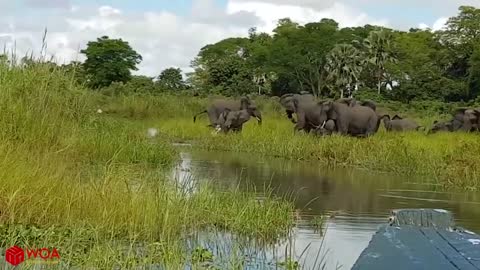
[1,0,479,76]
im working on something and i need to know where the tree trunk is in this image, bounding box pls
[377,69,382,95]
[340,88,344,99]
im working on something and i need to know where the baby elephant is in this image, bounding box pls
[381,115,423,132]
[314,119,336,136]
[428,120,454,134]
[215,108,255,133]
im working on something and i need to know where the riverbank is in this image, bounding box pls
[0,63,295,268]
[97,94,480,191]
[157,117,479,190]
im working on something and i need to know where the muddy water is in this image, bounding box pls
[172,148,480,270]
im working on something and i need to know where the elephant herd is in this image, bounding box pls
[192,92,480,136]
[193,96,262,133]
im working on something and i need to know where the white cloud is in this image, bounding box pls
[418,23,430,30]
[432,17,449,31]
[418,17,449,32]
[1,4,254,76]
[227,1,389,33]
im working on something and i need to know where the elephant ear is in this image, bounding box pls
[392,115,402,120]
[240,97,250,110]
[279,93,294,100]
[292,98,301,112]
[279,94,294,107]
[321,101,337,119]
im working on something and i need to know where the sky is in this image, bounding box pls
[0,0,479,76]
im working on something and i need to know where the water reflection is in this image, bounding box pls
[173,149,480,269]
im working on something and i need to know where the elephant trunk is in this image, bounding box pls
[254,111,262,125]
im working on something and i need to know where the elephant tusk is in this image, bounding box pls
[213,125,222,134]
[320,120,326,129]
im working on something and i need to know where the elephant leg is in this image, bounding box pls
[336,121,349,135]
[294,112,307,133]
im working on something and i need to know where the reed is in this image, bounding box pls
[0,60,295,268]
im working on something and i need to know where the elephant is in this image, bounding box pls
[193,96,262,128]
[428,108,480,134]
[215,106,256,133]
[315,100,380,137]
[381,115,424,132]
[292,100,329,134]
[451,108,480,132]
[279,92,316,123]
[428,120,455,134]
[313,119,336,136]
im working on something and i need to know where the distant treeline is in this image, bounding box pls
[3,6,480,104]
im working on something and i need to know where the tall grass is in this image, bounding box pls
[100,94,480,190]
[0,61,295,268]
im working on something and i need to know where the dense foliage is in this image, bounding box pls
[189,6,480,102]
[81,36,142,88]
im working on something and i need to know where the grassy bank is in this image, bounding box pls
[0,63,295,268]
[95,94,480,190]
[158,117,479,190]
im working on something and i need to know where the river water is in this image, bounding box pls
[171,147,480,270]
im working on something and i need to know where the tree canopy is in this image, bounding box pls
[157,67,186,91]
[186,6,480,102]
[81,36,142,88]
[20,5,480,103]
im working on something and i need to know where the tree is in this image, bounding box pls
[437,6,480,79]
[362,30,397,94]
[468,45,480,98]
[268,18,341,96]
[190,37,257,95]
[325,44,364,98]
[157,67,185,91]
[81,36,142,88]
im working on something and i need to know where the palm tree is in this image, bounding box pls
[325,44,364,98]
[362,30,397,94]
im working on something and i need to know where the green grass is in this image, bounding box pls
[0,61,295,268]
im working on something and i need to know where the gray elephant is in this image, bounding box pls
[452,108,480,132]
[193,96,262,128]
[215,102,257,133]
[279,92,315,123]
[292,100,328,133]
[428,108,480,134]
[316,100,380,137]
[381,115,424,132]
[428,120,455,134]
